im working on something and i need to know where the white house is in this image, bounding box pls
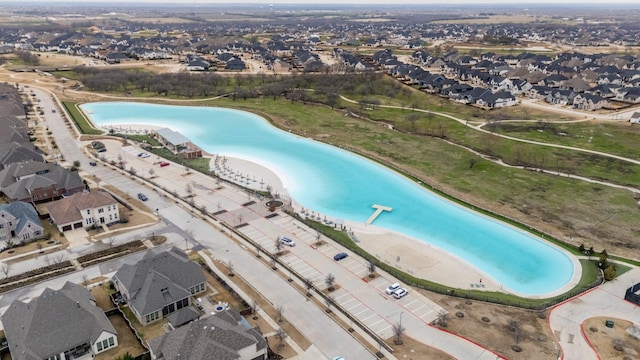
[630,112,640,124]
[2,282,118,360]
[46,190,120,232]
[0,201,44,244]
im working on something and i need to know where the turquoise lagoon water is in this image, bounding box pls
[82,102,575,295]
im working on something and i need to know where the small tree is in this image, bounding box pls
[274,237,284,256]
[304,278,314,297]
[276,305,284,323]
[325,295,334,313]
[275,328,287,350]
[578,243,585,254]
[604,265,617,281]
[367,261,376,279]
[226,260,234,277]
[1,263,10,278]
[393,322,405,345]
[325,273,336,292]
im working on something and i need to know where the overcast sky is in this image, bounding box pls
[11,0,640,4]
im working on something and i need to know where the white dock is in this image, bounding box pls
[366,204,392,224]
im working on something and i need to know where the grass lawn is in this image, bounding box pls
[120,306,168,341]
[95,314,147,360]
[62,101,103,135]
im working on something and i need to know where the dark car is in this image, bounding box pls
[333,252,348,261]
[97,147,107,153]
[89,161,97,166]
[137,193,148,201]
[159,162,170,167]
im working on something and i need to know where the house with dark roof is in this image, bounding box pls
[0,201,44,244]
[148,308,267,360]
[46,190,119,232]
[1,166,84,203]
[629,112,640,124]
[1,282,118,360]
[572,94,610,111]
[112,247,206,325]
[0,142,44,170]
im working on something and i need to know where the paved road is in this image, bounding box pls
[549,267,640,360]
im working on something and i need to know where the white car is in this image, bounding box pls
[385,283,400,295]
[393,288,408,299]
[280,236,296,247]
[138,152,150,158]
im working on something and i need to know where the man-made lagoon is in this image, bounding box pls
[82,102,576,296]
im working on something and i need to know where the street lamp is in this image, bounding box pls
[400,311,404,329]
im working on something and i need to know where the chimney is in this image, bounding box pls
[77,301,80,308]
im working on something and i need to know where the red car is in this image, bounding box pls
[159,162,170,167]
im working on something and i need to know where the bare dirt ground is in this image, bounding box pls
[584,317,640,360]
[427,291,560,359]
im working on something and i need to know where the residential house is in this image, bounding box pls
[148,308,267,360]
[0,142,44,170]
[476,91,517,108]
[154,128,202,159]
[46,190,120,232]
[1,166,84,203]
[0,201,44,244]
[0,84,26,118]
[2,281,118,360]
[112,247,207,325]
[630,112,640,124]
[616,87,640,103]
[572,94,610,111]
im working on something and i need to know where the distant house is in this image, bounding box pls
[572,94,610,111]
[0,201,44,244]
[154,128,202,159]
[630,112,640,124]
[112,247,207,325]
[476,91,517,108]
[225,58,246,71]
[148,308,267,360]
[2,282,118,360]
[46,190,120,232]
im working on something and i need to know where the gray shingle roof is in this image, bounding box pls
[114,247,205,317]
[2,282,117,360]
[148,308,266,360]
[0,201,41,235]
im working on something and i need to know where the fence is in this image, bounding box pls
[625,283,640,306]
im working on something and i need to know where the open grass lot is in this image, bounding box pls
[494,120,640,161]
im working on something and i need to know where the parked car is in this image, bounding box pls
[89,161,97,166]
[159,162,170,167]
[137,193,148,201]
[280,236,296,247]
[393,288,408,299]
[138,152,150,158]
[333,252,348,261]
[97,147,107,153]
[332,357,346,360]
[385,283,401,295]
[51,109,56,113]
